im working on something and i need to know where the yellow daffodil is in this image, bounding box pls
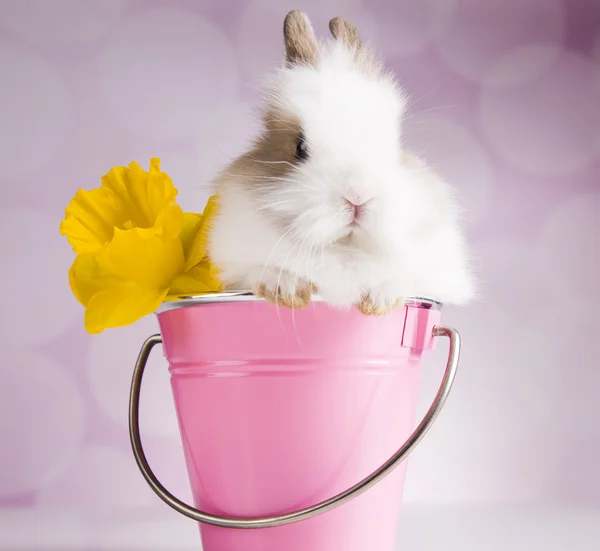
[69,231,184,333]
[183,195,219,270]
[60,158,183,254]
[170,194,222,296]
[60,158,222,334]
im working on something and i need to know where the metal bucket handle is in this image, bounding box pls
[129,325,460,529]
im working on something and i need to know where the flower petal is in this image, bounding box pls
[68,253,119,307]
[101,158,179,230]
[169,261,222,296]
[180,212,202,258]
[155,204,184,240]
[60,187,124,254]
[61,158,182,254]
[95,227,184,290]
[84,283,168,334]
[184,195,219,271]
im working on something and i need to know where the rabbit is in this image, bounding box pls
[206,10,475,314]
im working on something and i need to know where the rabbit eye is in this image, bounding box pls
[295,132,309,161]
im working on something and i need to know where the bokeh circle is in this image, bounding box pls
[479,49,600,174]
[0,207,82,346]
[437,0,564,85]
[0,350,86,496]
[0,0,130,48]
[98,7,239,141]
[0,46,73,178]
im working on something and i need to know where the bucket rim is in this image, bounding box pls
[157,290,442,314]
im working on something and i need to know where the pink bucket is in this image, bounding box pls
[129,291,460,551]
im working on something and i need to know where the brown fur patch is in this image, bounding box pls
[329,17,363,50]
[255,281,312,309]
[221,107,301,195]
[284,10,319,67]
[330,16,383,78]
[357,294,404,315]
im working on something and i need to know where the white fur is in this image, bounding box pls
[207,41,475,308]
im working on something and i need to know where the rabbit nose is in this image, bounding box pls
[344,197,371,220]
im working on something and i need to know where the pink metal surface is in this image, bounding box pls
[157,300,440,551]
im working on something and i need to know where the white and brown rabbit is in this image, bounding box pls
[207,10,475,314]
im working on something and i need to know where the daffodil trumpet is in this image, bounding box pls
[60,158,222,334]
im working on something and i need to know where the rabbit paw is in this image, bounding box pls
[357,283,405,316]
[251,269,314,309]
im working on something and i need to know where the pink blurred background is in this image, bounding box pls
[0,0,599,549]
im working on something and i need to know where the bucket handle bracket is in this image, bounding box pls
[129,325,461,529]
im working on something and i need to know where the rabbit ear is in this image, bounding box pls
[283,10,319,66]
[329,16,363,50]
